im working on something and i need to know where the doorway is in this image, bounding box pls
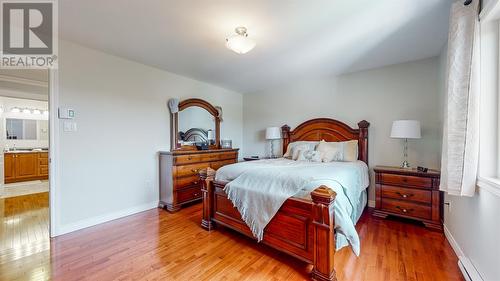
[0,69,51,280]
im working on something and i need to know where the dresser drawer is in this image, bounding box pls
[174,175,201,190]
[39,165,49,175]
[210,159,236,170]
[218,152,238,161]
[175,163,209,177]
[174,153,222,165]
[380,173,432,188]
[177,185,202,203]
[381,198,431,220]
[381,185,431,204]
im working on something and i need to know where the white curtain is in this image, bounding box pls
[440,0,480,197]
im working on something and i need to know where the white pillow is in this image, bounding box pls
[291,144,311,160]
[316,140,358,162]
[296,149,322,162]
[284,141,319,158]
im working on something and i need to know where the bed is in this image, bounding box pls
[200,118,370,281]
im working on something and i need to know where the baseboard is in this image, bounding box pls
[368,200,375,208]
[55,201,159,236]
[444,224,483,281]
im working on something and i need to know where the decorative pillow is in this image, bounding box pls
[284,141,319,158]
[296,149,322,162]
[291,144,311,160]
[315,140,358,162]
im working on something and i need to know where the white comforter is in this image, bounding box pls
[215,158,369,255]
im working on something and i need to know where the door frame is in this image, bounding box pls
[48,69,60,237]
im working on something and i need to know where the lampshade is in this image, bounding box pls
[390,120,421,139]
[265,127,281,140]
[226,27,256,54]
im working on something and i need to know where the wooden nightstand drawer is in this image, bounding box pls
[373,166,442,231]
[381,185,431,204]
[381,198,431,220]
[380,173,432,189]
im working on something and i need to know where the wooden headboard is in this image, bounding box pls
[281,118,370,164]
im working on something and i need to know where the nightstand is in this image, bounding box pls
[373,166,443,231]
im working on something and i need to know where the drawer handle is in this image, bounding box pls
[396,206,413,213]
[396,192,413,199]
[191,168,200,173]
[402,178,408,182]
[194,193,200,197]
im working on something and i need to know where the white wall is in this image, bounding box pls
[440,19,500,281]
[243,58,442,202]
[54,41,243,235]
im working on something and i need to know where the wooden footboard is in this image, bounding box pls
[200,168,337,281]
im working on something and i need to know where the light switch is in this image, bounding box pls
[63,121,77,132]
[59,108,75,119]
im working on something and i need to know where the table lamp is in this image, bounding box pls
[265,127,281,158]
[390,120,421,168]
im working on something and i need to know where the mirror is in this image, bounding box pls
[6,118,38,140]
[178,107,215,145]
[170,98,221,150]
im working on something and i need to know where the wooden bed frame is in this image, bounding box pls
[200,118,370,281]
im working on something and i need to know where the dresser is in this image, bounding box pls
[159,149,238,212]
[373,166,443,230]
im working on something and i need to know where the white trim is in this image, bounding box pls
[444,225,484,281]
[57,201,158,236]
[0,88,48,101]
[368,199,375,208]
[477,177,500,197]
[0,74,48,88]
[48,69,60,237]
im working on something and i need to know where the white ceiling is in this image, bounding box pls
[60,0,453,93]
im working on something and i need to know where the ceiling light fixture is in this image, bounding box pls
[22,108,31,114]
[226,27,256,54]
[11,107,20,113]
[33,109,41,115]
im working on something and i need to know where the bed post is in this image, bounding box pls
[281,125,291,155]
[311,186,337,281]
[200,168,216,230]
[357,120,370,165]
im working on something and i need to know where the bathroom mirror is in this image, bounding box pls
[170,98,220,150]
[6,118,37,140]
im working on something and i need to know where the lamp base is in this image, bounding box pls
[401,161,410,169]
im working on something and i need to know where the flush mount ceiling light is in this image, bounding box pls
[11,107,20,113]
[226,26,256,54]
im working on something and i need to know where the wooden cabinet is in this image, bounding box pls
[4,152,49,183]
[159,149,238,212]
[373,166,442,230]
[4,153,15,182]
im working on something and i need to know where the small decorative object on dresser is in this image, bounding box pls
[373,165,443,231]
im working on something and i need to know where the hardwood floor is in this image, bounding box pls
[0,192,50,281]
[1,201,463,281]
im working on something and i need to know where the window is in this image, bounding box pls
[477,10,500,193]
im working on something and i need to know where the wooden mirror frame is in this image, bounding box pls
[170,98,221,150]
